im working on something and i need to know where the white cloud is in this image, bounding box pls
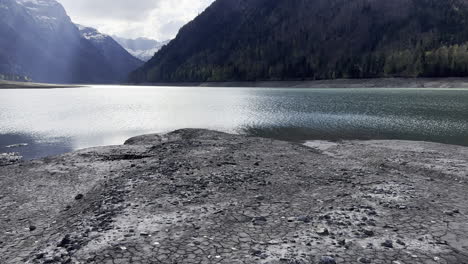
[57,0,215,40]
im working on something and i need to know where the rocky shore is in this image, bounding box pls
[0,152,22,166]
[0,129,467,264]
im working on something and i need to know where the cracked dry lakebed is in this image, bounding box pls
[0,129,467,264]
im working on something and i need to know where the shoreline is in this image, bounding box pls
[3,77,468,89]
[0,80,84,89]
[1,129,467,263]
[135,77,468,88]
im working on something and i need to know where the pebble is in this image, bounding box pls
[320,256,336,264]
[362,229,374,237]
[359,257,372,263]
[317,228,330,236]
[444,209,460,216]
[297,215,312,223]
[250,249,262,256]
[381,240,394,248]
[57,234,72,248]
[75,194,84,200]
[396,239,406,246]
[255,195,265,201]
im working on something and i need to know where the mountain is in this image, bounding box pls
[130,0,468,83]
[0,0,141,83]
[113,36,170,62]
[77,25,143,81]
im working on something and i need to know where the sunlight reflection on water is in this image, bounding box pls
[0,86,467,159]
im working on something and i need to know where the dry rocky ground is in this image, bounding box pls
[0,129,467,264]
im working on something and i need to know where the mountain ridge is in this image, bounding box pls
[130,0,468,83]
[76,25,143,82]
[113,36,170,62]
[0,0,141,83]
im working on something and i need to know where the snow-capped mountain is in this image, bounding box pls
[0,0,141,83]
[76,25,143,80]
[15,0,71,31]
[113,36,170,62]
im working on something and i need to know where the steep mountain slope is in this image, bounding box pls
[113,36,169,61]
[0,0,140,83]
[77,25,143,82]
[130,0,468,83]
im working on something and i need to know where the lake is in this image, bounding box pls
[0,86,467,160]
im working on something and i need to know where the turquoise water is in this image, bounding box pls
[0,86,467,159]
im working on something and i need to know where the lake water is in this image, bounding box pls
[0,86,467,159]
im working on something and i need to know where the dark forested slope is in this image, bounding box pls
[131,0,468,83]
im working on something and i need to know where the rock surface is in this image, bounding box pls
[0,152,22,166]
[0,129,467,264]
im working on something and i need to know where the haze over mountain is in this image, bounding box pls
[113,36,170,62]
[131,0,468,83]
[0,0,141,83]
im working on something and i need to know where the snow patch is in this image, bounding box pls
[76,24,110,42]
[126,47,161,61]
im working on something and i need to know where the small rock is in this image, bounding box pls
[74,194,84,200]
[57,235,72,248]
[362,229,374,237]
[317,228,330,236]
[367,210,377,216]
[253,216,267,222]
[255,195,265,201]
[359,257,372,263]
[444,209,460,216]
[297,215,312,223]
[250,249,262,257]
[396,239,406,246]
[252,216,267,225]
[381,240,393,248]
[29,225,37,232]
[320,256,336,264]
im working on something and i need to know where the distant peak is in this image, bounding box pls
[75,24,110,42]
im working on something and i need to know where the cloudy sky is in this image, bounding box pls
[57,0,215,41]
